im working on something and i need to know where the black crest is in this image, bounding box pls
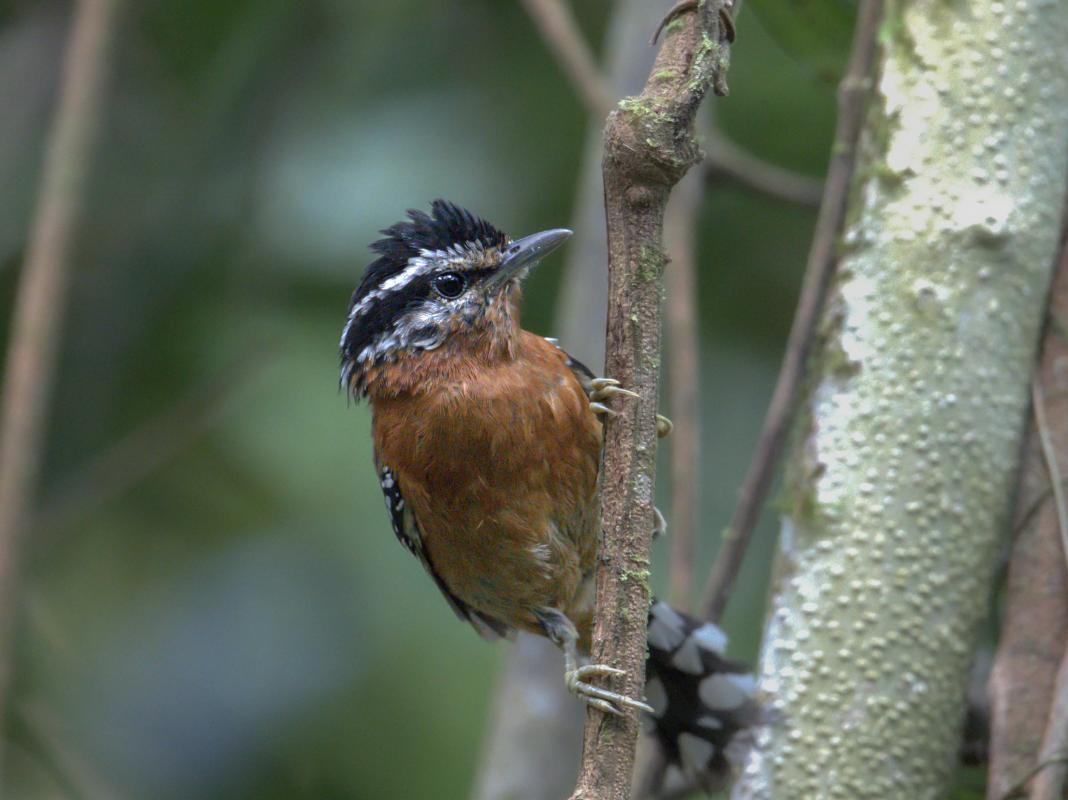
[339,200,508,393]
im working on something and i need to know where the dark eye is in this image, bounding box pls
[433,271,466,299]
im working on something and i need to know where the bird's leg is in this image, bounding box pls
[536,608,653,716]
[587,377,673,439]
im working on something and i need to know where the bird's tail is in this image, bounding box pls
[644,599,761,791]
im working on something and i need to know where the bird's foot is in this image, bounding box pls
[587,377,673,439]
[566,664,654,716]
[589,377,640,407]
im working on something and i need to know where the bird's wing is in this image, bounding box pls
[374,454,511,641]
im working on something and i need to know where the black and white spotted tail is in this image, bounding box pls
[644,600,760,791]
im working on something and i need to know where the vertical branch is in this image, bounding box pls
[989,227,1068,800]
[570,4,731,797]
[735,0,1068,795]
[699,0,883,623]
[0,0,122,745]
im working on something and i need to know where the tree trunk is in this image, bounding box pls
[734,2,1068,798]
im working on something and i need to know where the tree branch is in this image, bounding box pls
[734,0,1068,794]
[0,0,121,757]
[519,0,819,209]
[699,0,883,624]
[989,224,1068,800]
[628,169,705,800]
[1033,647,1068,800]
[569,4,731,798]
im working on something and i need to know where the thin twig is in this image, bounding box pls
[699,0,884,623]
[519,0,614,118]
[0,0,122,757]
[1033,380,1068,576]
[705,130,824,208]
[570,2,731,797]
[1014,475,1068,537]
[999,755,1068,800]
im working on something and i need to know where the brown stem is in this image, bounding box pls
[569,3,731,797]
[698,0,883,624]
[628,169,705,800]
[989,223,1068,800]
[0,0,121,756]
[1032,648,1068,800]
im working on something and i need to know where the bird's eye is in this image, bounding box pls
[433,271,466,299]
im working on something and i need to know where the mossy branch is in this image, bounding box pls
[569,3,732,798]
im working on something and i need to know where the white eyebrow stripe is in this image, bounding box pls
[339,238,496,350]
[338,257,433,348]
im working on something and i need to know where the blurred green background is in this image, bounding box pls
[0,1,842,797]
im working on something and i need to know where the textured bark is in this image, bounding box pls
[734,2,1068,798]
[699,0,883,626]
[570,4,731,797]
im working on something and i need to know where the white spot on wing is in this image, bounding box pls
[647,601,687,652]
[678,733,715,773]
[698,673,754,711]
[647,617,685,652]
[670,637,704,675]
[691,622,728,655]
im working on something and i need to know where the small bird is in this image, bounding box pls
[340,200,757,783]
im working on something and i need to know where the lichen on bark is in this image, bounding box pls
[735,2,1068,798]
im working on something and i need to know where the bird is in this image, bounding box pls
[339,199,758,785]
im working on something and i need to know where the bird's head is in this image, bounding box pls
[340,199,571,398]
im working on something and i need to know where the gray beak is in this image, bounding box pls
[488,228,573,288]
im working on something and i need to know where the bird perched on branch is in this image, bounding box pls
[340,199,758,784]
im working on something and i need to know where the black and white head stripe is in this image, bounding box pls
[339,200,508,392]
[644,600,762,792]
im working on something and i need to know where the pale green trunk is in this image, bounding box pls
[735,2,1068,798]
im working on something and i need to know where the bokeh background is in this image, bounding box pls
[1,1,845,797]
